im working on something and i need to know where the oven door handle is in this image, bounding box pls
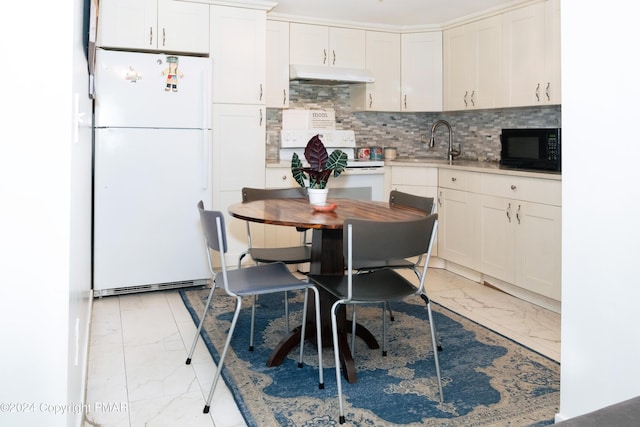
[342,167,385,175]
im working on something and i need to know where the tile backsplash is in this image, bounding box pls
[266,81,561,162]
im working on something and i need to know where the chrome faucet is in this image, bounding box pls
[429,119,461,164]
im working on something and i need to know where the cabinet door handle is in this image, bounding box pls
[333,50,336,65]
[369,93,373,108]
[162,28,166,46]
[463,91,468,107]
[323,49,327,64]
[404,95,407,109]
[259,108,263,126]
[535,83,540,102]
[283,89,287,105]
[259,83,263,101]
[506,202,512,222]
[546,82,551,101]
[516,204,521,224]
[511,184,517,190]
[451,177,457,182]
[470,90,475,107]
[149,27,153,46]
[438,191,442,207]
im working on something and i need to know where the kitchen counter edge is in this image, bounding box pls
[266,159,561,181]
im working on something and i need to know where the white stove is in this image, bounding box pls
[279,127,385,201]
[279,129,385,168]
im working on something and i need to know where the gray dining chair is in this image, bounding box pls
[186,201,324,414]
[349,190,441,353]
[238,187,312,350]
[307,214,443,424]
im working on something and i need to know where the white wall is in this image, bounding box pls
[558,0,640,420]
[0,0,93,426]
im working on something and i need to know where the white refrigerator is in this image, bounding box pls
[93,49,212,295]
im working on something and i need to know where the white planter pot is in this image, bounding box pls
[307,188,329,206]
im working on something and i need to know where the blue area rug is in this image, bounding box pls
[180,287,559,426]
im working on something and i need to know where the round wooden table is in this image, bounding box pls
[228,198,428,383]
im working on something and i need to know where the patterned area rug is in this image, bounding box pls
[180,287,559,426]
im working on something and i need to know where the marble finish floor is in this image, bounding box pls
[84,268,560,427]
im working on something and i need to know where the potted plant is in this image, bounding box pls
[291,134,348,205]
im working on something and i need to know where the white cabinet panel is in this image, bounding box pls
[211,6,266,104]
[212,104,266,263]
[350,31,401,112]
[444,15,502,111]
[266,20,290,108]
[502,0,560,107]
[213,104,265,194]
[401,32,443,111]
[98,0,208,54]
[437,188,481,269]
[290,23,365,69]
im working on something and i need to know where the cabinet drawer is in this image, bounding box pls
[266,168,296,188]
[391,166,438,185]
[438,169,481,192]
[482,174,561,206]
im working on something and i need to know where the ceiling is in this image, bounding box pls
[268,0,526,28]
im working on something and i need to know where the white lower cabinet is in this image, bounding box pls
[437,169,482,269]
[390,166,439,255]
[481,174,562,302]
[436,167,561,303]
[480,195,561,300]
[437,188,481,270]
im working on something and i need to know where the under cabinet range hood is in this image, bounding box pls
[289,64,375,84]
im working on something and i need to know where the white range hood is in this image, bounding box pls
[289,64,375,84]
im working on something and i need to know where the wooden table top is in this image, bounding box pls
[228,198,428,230]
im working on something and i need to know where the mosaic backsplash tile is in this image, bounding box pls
[266,81,561,163]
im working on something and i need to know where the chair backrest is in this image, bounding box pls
[344,214,438,266]
[242,187,310,238]
[242,186,307,202]
[389,190,435,214]
[197,200,228,254]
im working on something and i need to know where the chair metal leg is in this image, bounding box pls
[382,303,388,356]
[203,296,242,413]
[421,294,443,402]
[284,290,289,332]
[385,301,395,321]
[298,287,324,389]
[186,282,217,365]
[249,295,257,351]
[311,286,324,389]
[298,289,308,368]
[331,300,346,424]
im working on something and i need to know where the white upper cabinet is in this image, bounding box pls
[444,15,502,111]
[97,0,209,54]
[350,31,401,112]
[290,23,366,69]
[210,6,266,104]
[400,32,443,112]
[266,20,290,108]
[544,0,561,105]
[502,0,561,107]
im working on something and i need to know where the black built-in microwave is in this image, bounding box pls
[499,128,561,172]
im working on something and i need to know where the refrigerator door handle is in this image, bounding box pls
[202,131,211,190]
[202,68,212,130]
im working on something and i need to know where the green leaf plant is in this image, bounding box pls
[291,134,348,189]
